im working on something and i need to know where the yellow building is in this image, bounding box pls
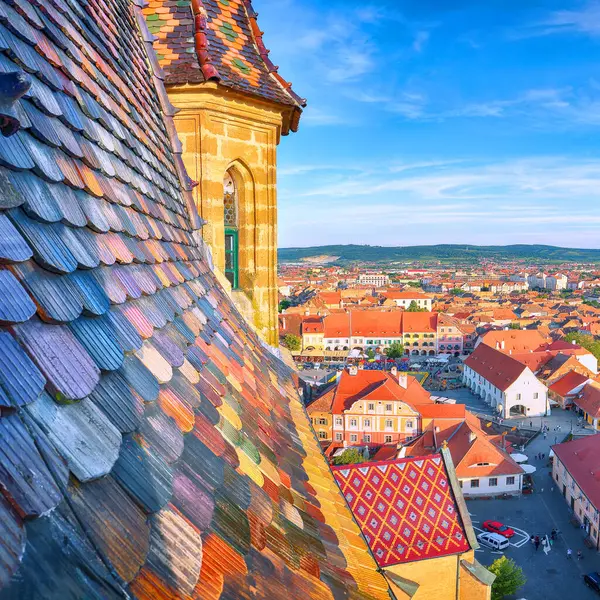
[144,0,305,345]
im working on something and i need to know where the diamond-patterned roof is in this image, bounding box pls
[333,455,471,567]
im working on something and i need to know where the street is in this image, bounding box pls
[465,402,600,600]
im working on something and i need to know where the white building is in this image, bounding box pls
[384,291,433,311]
[527,272,547,289]
[463,343,549,418]
[546,273,568,291]
[358,273,390,287]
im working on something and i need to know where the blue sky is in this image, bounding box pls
[253,0,600,249]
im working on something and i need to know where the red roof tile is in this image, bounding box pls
[465,344,527,391]
[549,371,590,397]
[552,435,600,509]
[333,455,471,566]
[575,383,600,418]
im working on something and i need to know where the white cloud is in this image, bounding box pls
[528,3,600,38]
[300,107,352,126]
[280,156,600,212]
[412,30,430,52]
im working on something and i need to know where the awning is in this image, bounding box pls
[521,464,537,474]
[510,453,528,463]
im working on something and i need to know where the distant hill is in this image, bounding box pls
[278,244,600,264]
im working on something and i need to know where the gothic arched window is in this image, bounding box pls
[223,171,239,289]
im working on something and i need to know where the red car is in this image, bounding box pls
[482,520,515,538]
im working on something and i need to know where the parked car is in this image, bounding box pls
[482,520,515,538]
[477,532,510,551]
[584,572,600,594]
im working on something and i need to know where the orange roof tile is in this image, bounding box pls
[331,369,432,413]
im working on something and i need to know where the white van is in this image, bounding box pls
[477,532,509,551]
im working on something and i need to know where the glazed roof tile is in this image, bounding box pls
[333,455,471,567]
[0,0,390,598]
[143,0,305,131]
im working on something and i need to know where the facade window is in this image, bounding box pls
[385,404,393,412]
[406,420,414,429]
[470,479,480,488]
[318,431,327,439]
[318,418,327,425]
[533,392,538,399]
[385,419,393,430]
[506,476,515,485]
[516,393,522,401]
[350,434,358,442]
[223,172,239,289]
[368,403,375,411]
[364,434,371,443]
[364,419,371,428]
[350,419,357,427]
[335,417,342,426]
[384,435,393,443]
[489,478,498,487]
[335,433,342,441]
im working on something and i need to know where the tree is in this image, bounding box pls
[278,299,291,312]
[366,348,376,360]
[331,448,364,466]
[488,556,526,600]
[449,288,463,296]
[386,342,404,359]
[406,300,426,312]
[282,334,301,351]
[508,322,521,330]
[564,332,600,361]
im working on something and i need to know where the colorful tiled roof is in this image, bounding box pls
[143,0,305,129]
[0,2,389,598]
[333,455,471,567]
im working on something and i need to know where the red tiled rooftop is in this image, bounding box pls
[553,434,600,509]
[465,344,526,391]
[333,455,471,566]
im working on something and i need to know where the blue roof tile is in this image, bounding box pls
[0,331,44,407]
[12,317,99,400]
[0,269,35,323]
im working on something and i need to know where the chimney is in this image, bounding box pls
[496,342,500,349]
[434,426,440,433]
[348,366,358,376]
[390,366,398,377]
[468,431,477,443]
[399,374,408,389]
[501,340,505,350]
[572,340,576,345]
[509,349,512,355]
[305,309,310,316]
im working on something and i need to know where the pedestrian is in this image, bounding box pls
[542,453,545,460]
[578,550,583,560]
[567,548,573,559]
[530,420,533,428]
[544,432,547,439]
[551,529,557,540]
[555,436,558,443]
[535,536,540,551]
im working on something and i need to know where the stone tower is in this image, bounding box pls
[144,0,305,345]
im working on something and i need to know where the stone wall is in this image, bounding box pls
[167,83,284,345]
